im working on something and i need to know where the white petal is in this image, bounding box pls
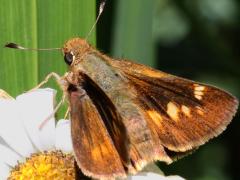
[0,136,5,145]
[55,119,73,153]
[128,172,185,180]
[0,144,21,167]
[164,175,186,180]
[127,172,161,180]
[16,88,56,151]
[0,99,35,156]
[0,162,10,180]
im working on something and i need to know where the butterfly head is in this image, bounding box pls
[63,38,91,66]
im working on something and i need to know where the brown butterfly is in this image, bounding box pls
[4,2,239,178]
[5,37,239,179]
[63,38,239,179]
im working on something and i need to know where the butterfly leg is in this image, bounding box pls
[28,72,64,92]
[32,72,71,129]
[64,107,70,119]
[39,93,66,130]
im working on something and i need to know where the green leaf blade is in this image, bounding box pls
[0,0,38,96]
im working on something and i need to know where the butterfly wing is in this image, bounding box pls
[110,59,238,153]
[69,81,129,179]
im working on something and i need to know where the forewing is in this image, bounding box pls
[110,59,238,152]
[69,88,127,179]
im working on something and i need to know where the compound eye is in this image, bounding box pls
[64,52,73,65]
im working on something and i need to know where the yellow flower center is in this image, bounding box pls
[8,150,75,180]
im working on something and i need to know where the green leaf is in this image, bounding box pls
[0,0,38,96]
[0,0,96,97]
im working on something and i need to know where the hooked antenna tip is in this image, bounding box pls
[85,0,107,40]
[99,0,106,14]
[5,43,24,49]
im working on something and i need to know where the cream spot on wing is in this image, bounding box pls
[196,106,204,115]
[194,85,206,91]
[147,110,162,126]
[194,94,203,100]
[167,102,179,121]
[181,105,191,117]
[193,84,206,100]
[194,91,204,96]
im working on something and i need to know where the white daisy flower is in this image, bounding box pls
[0,88,73,179]
[127,172,185,180]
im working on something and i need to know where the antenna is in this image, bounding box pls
[5,1,107,49]
[4,42,62,51]
[85,0,106,40]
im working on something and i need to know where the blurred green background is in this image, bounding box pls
[0,0,239,179]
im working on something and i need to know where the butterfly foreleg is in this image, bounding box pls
[39,93,67,130]
[28,72,64,92]
[32,72,72,130]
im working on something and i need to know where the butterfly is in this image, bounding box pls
[60,37,239,179]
